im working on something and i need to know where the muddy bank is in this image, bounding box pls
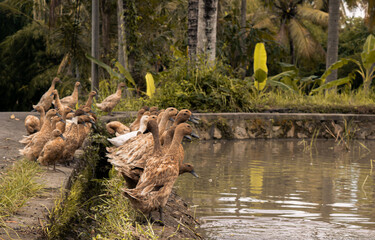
[0,112,74,240]
[0,112,200,239]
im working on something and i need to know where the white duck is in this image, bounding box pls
[107,115,149,147]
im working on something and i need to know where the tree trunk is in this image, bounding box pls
[100,0,111,64]
[117,0,128,70]
[197,0,218,63]
[92,0,99,95]
[188,0,199,60]
[326,0,340,83]
[241,0,246,31]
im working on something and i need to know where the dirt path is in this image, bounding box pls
[0,112,73,240]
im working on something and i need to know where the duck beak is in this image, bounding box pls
[56,112,62,118]
[59,118,66,124]
[191,115,200,121]
[60,134,66,140]
[169,118,175,122]
[184,135,192,141]
[89,119,96,125]
[83,122,87,127]
[31,109,37,112]
[89,109,96,114]
[188,117,199,124]
[191,132,200,139]
[50,92,54,97]
[190,170,199,178]
[143,128,150,134]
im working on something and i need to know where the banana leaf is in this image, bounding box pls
[145,72,155,98]
[310,75,353,94]
[253,43,268,90]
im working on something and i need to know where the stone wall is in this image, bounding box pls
[106,112,375,140]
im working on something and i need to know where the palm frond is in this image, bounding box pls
[288,18,325,62]
[297,5,328,27]
[276,21,289,51]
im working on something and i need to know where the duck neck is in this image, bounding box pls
[72,85,79,99]
[85,95,94,108]
[167,129,184,156]
[138,121,147,132]
[116,86,123,96]
[40,115,53,131]
[50,80,57,90]
[151,126,162,155]
[158,111,171,135]
[39,108,45,126]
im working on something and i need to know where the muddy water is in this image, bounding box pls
[175,139,375,239]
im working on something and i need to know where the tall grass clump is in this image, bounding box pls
[0,159,43,224]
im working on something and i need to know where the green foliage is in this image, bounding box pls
[0,159,43,224]
[0,22,61,110]
[144,56,254,112]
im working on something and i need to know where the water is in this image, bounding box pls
[175,139,375,239]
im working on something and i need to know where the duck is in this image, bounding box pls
[60,81,80,109]
[33,77,61,111]
[96,82,126,115]
[107,115,150,147]
[123,123,195,224]
[24,105,45,135]
[37,129,65,170]
[114,118,162,188]
[129,108,147,131]
[158,107,178,136]
[20,110,62,161]
[149,106,159,116]
[106,121,130,135]
[84,91,97,108]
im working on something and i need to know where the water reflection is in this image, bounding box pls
[175,139,375,239]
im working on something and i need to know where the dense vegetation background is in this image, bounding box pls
[0,0,373,112]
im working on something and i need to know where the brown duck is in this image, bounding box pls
[33,77,61,111]
[60,81,80,109]
[123,123,195,224]
[96,82,126,115]
[37,129,65,170]
[24,105,45,135]
[106,121,130,136]
[84,91,97,108]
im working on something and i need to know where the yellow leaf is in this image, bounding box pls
[10,114,15,119]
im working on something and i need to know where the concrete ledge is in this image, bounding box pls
[102,112,375,140]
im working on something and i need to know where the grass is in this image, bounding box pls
[0,158,43,230]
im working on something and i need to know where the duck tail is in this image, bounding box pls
[96,103,102,109]
[123,188,141,201]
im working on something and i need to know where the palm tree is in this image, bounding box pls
[253,0,328,66]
